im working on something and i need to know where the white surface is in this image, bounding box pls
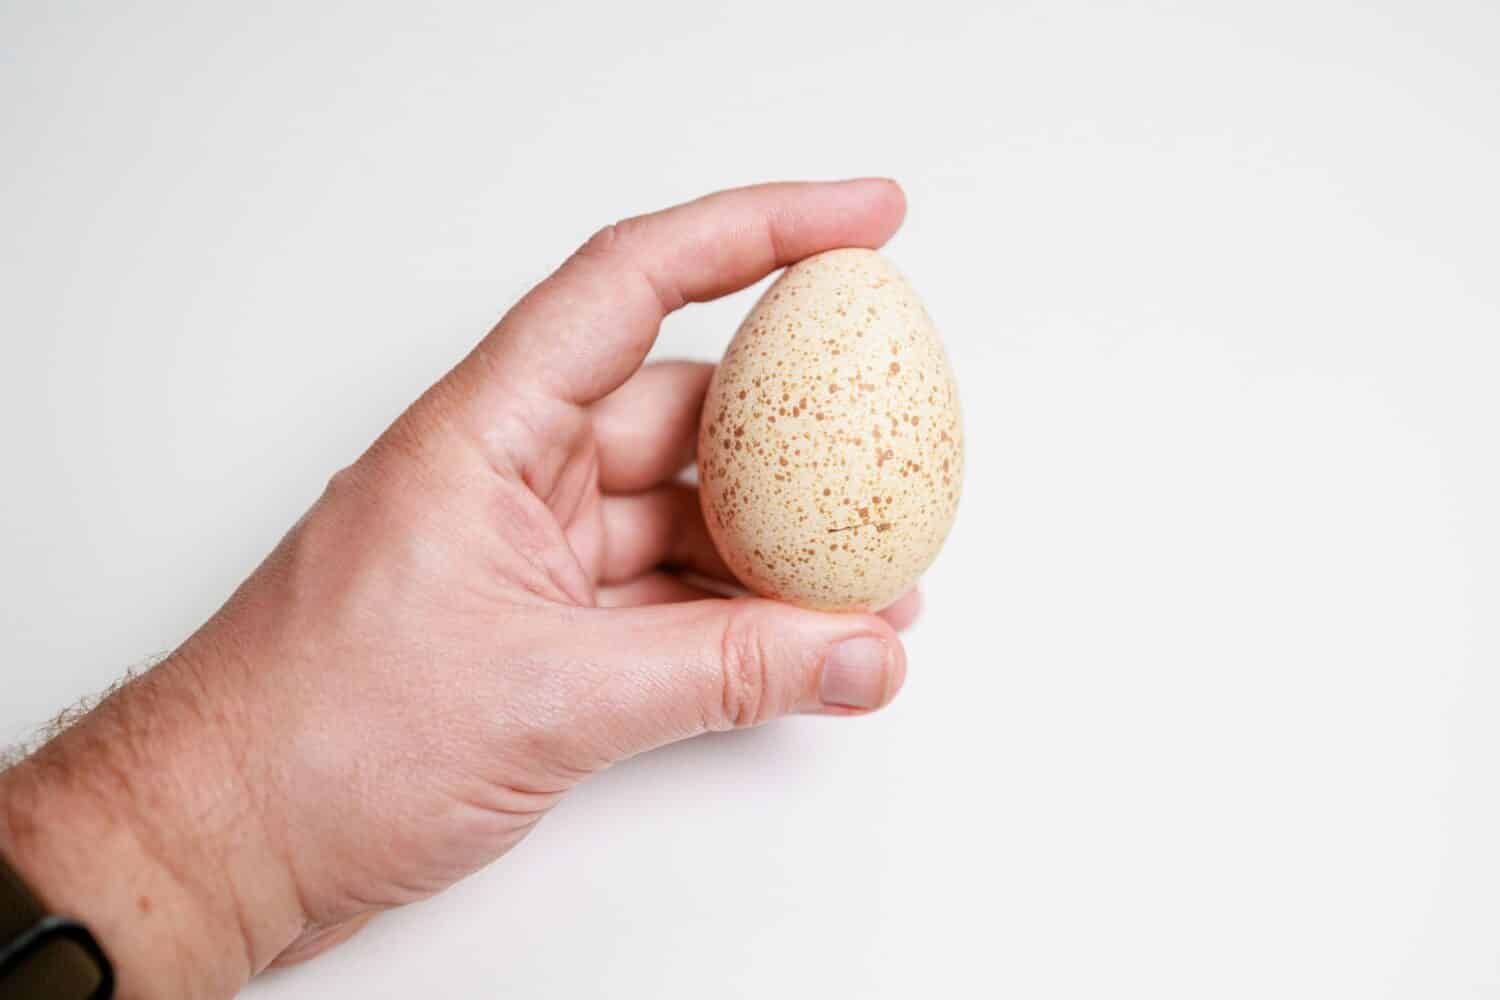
[3,1,1499,996]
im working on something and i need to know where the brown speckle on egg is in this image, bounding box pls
[697,248,964,611]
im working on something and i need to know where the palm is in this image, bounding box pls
[554,437,608,592]
[461,355,735,612]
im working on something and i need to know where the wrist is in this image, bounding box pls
[0,653,305,998]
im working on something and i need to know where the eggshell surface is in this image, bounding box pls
[698,248,964,611]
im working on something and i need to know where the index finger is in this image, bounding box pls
[473,178,906,405]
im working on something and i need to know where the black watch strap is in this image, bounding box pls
[0,852,112,999]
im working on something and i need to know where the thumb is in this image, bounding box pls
[568,598,907,758]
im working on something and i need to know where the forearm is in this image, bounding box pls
[0,652,303,999]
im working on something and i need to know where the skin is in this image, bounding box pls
[0,179,920,998]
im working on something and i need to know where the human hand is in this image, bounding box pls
[0,179,916,997]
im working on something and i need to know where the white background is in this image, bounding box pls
[3,1,1498,996]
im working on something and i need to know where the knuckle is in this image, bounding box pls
[716,603,774,730]
[577,218,641,262]
[320,462,371,506]
[571,216,677,315]
[577,222,620,260]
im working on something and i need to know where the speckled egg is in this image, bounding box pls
[698,248,964,612]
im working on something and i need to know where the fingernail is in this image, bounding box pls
[819,637,891,709]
